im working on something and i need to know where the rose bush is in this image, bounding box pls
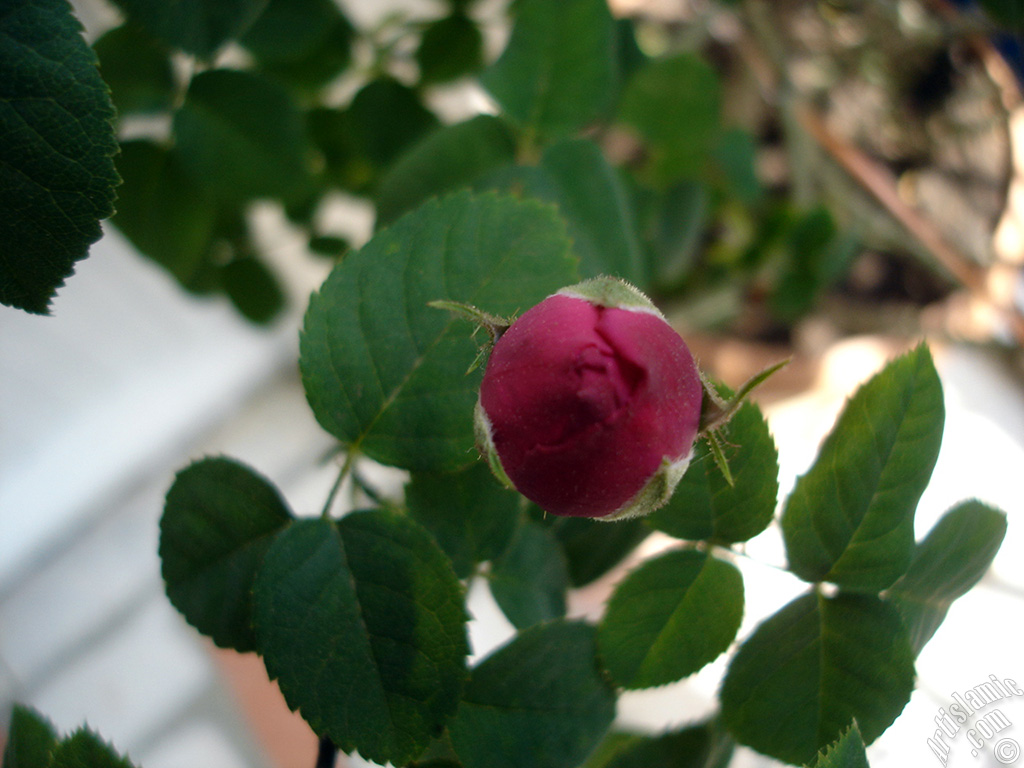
[475,277,704,519]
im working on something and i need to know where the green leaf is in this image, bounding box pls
[252,513,468,766]
[109,0,268,57]
[598,549,743,689]
[49,729,136,768]
[241,0,354,88]
[488,520,568,629]
[2,705,58,768]
[773,207,859,322]
[481,0,618,138]
[160,457,293,652]
[647,401,778,544]
[808,722,870,768]
[781,345,944,592]
[416,13,484,85]
[299,191,577,472]
[712,128,763,206]
[719,592,915,765]
[641,180,709,289]
[481,139,645,283]
[111,140,217,284]
[448,620,616,768]
[543,514,651,588]
[978,0,1024,30]
[406,462,521,579]
[582,720,734,768]
[889,500,1007,655]
[619,54,721,184]
[174,69,312,204]
[375,115,517,226]
[93,23,176,117]
[0,0,119,314]
[220,255,286,325]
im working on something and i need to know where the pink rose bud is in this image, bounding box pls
[475,277,703,520]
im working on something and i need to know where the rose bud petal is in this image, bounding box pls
[475,277,703,520]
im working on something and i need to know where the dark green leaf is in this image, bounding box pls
[111,141,217,284]
[407,462,520,579]
[93,23,176,116]
[978,0,1024,30]
[781,344,944,591]
[598,549,743,689]
[220,255,286,325]
[416,13,484,85]
[613,18,647,84]
[299,191,577,472]
[375,115,517,225]
[647,401,778,544]
[160,457,293,652]
[308,234,349,259]
[545,514,650,588]
[49,729,136,768]
[808,722,870,768]
[109,0,268,57]
[889,500,1007,655]
[642,180,709,289]
[174,69,312,204]
[481,139,645,283]
[773,207,859,322]
[0,0,119,314]
[488,520,568,629]
[2,705,57,768]
[481,0,618,138]
[712,128,763,206]
[619,54,721,184]
[720,592,915,765]
[448,621,616,768]
[252,513,468,766]
[582,720,734,768]
[241,0,354,88]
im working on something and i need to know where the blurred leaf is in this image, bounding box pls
[488,520,568,629]
[0,0,119,314]
[375,115,517,225]
[160,457,292,652]
[417,12,484,85]
[647,400,778,543]
[712,128,763,206]
[252,513,468,766]
[889,500,1007,655]
[808,723,870,768]
[309,78,439,193]
[407,461,521,579]
[174,69,313,204]
[109,0,268,57]
[93,23,176,116]
[308,234,350,259]
[773,207,859,322]
[241,0,355,88]
[299,191,577,472]
[614,18,647,84]
[978,0,1024,30]
[49,729,136,768]
[482,0,618,138]
[543,514,650,587]
[781,345,944,592]
[481,138,646,283]
[582,720,734,768]
[720,592,914,765]
[641,180,709,289]
[598,549,743,689]
[619,54,721,184]
[219,255,286,325]
[2,705,57,768]
[448,621,616,768]
[112,140,217,284]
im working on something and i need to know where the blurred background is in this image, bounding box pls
[2,0,1024,766]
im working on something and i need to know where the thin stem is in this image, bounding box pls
[321,450,357,519]
[315,736,337,768]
